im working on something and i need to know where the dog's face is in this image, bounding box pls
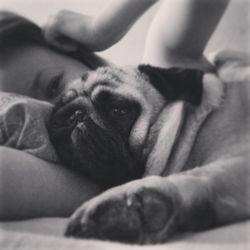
[49,65,203,187]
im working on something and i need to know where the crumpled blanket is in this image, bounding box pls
[0,92,58,163]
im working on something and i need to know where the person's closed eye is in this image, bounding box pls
[46,72,65,100]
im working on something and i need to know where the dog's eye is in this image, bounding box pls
[68,110,85,125]
[110,107,129,117]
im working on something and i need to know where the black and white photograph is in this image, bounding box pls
[0,0,250,249]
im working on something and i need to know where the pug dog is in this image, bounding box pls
[49,51,250,244]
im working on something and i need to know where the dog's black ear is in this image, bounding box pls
[138,64,204,105]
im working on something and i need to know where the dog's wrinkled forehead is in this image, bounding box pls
[82,66,144,92]
[64,67,129,98]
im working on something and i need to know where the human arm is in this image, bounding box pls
[43,0,158,51]
[0,146,101,221]
[142,0,230,70]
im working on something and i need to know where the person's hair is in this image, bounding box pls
[0,11,108,69]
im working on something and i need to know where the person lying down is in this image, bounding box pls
[3,0,250,244]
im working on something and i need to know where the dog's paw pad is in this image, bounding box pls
[137,188,174,233]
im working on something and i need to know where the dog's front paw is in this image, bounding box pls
[65,177,182,244]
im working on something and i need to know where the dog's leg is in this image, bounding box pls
[65,155,250,244]
[168,156,250,230]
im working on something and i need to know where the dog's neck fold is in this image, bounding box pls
[143,73,225,177]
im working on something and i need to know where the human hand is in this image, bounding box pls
[43,9,94,51]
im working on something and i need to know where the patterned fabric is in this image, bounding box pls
[0,92,58,163]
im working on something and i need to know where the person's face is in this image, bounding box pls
[0,44,90,101]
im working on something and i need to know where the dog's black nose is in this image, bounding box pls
[68,110,87,126]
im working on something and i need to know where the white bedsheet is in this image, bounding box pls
[1,218,249,250]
